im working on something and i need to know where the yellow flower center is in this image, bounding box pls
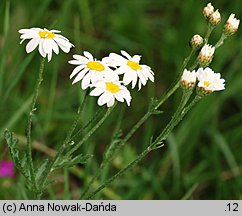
[39,31,55,39]
[127,60,142,71]
[106,82,120,93]
[204,81,211,87]
[87,61,105,72]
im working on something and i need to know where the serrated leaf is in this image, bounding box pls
[56,154,92,168]
[104,133,122,160]
[35,159,49,184]
[4,129,20,165]
[19,152,31,180]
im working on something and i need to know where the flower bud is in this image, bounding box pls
[223,14,240,36]
[190,34,204,48]
[203,3,214,18]
[209,10,221,26]
[180,69,197,90]
[198,44,215,67]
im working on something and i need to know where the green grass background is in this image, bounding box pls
[0,0,242,199]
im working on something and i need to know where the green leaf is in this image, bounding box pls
[4,129,20,165]
[56,154,92,168]
[35,159,49,185]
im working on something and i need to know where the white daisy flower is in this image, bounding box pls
[89,77,132,107]
[69,51,119,90]
[180,69,197,89]
[104,50,154,90]
[19,27,74,62]
[196,67,225,94]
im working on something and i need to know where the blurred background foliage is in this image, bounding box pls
[0,0,242,199]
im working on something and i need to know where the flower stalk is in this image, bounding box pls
[26,57,45,191]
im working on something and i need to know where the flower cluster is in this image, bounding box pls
[203,3,221,26]
[203,3,239,34]
[69,50,154,107]
[181,67,225,96]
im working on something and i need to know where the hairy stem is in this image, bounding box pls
[26,58,45,191]
[38,94,87,196]
[66,104,116,158]
[81,49,196,199]
[86,94,201,199]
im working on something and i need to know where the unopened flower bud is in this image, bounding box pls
[198,44,215,67]
[203,3,214,18]
[190,34,204,48]
[224,14,240,36]
[209,10,221,26]
[180,69,197,90]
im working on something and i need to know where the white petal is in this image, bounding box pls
[70,65,87,79]
[121,89,132,106]
[123,71,133,86]
[49,39,59,54]
[90,88,104,96]
[43,39,51,54]
[50,29,61,33]
[83,51,94,61]
[137,71,147,86]
[114,92,124,102]
[98,92,112,106]
[20,32,39,39]
[113,66,126,75]
[54,37,72,53]
[109,53,127,65]
[72,68,89,84]
[107,96,115,107]
[121,50,132,59]
[133,55,141,62]
[131,73,138,88]
[68,60,83,65]
[81,72,92,89]
[47,51,52,62]
[38,38,46,57]
[26,38,39,53]
[73,55,89,63]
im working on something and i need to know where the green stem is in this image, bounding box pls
[26,58,45,191]
[204,24,215,44]
[38,95,87,192]
[151,92,197,150]
[156,48,196,109]
[215,34,227,49]
[81,49,196,199]
[81,113,151,199]
[66,104,116,158]
[86,95,201,199]
[71,107,105,141]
